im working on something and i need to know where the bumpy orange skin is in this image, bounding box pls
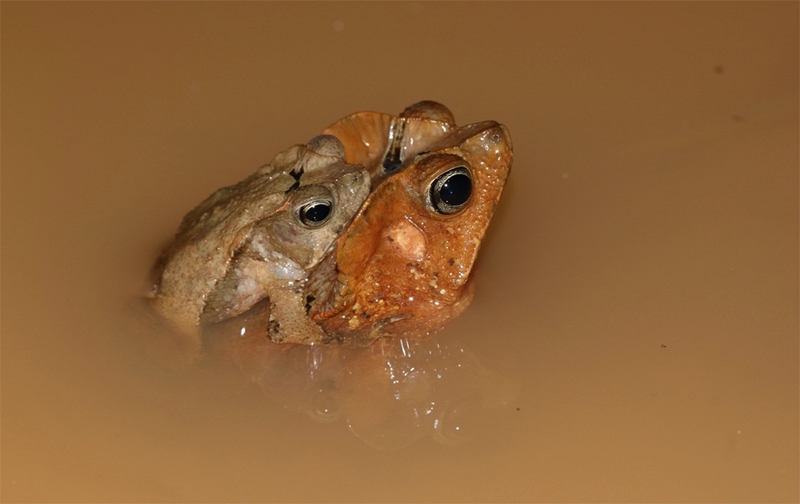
[309,121,513,344]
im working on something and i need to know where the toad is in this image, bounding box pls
[323,101,457,186]
[304,120,513,344]
[148,135,371,346]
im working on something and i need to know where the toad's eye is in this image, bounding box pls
[298,200,332,227]
[429,167,472,214]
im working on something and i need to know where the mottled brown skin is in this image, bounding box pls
[322,101,457,187]
[306,121,513,344]
[148,135,370,348]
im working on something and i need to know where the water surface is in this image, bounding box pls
[2,3,798,502]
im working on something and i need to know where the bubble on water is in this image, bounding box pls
[346,403,428,451]
[213,328,519,449]
[307,385,342,423]
[395,369,433,403]
[432,396,482,446]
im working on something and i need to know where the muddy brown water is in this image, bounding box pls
[2,3,798,502]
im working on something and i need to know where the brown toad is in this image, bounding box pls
[323,100,457,186]
[148,135,370,346]
[304,120,513,344]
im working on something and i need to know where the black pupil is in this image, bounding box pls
[439,172,472,207]
[302,202,331,223]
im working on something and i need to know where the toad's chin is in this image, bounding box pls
[315,274,478,345]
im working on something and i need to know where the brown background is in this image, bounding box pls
[2,2,798,502]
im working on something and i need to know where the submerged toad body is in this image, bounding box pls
[305,121,513,344]
[149,135,370,345]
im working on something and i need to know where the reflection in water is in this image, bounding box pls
[196,307,519,450]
